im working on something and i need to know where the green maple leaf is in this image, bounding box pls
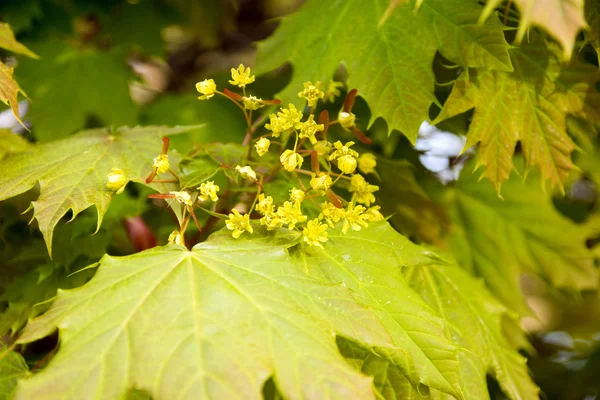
[404,263,538,400]
[445,159,598,315]
[295,223,463,398]
[15,225,412,400]
[16,38,137,142]
[0,344,29,400]
[435,37,598,192]
[255,0,512,142]
[0,125,198,257]
[0,0,43,35]
[480,0,586,60]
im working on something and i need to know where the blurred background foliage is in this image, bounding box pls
[0,0,599,399]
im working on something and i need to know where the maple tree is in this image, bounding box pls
[0,0,599,399]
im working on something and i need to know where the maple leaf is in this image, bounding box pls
[256,0,512,142]
[480,0,586,60]
[0,22,38,58]
[295,223,463,398]
[445,158,598,315]
[435,37,599,192]
[15,226,407,400]
[0,125,199,257]
[15,38,137,142]
[0,343,29,400]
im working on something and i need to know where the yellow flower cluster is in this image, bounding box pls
[153,154,170,174]
[229,64,255,88]
[298,81,324,107]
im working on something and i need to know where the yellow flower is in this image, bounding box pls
[277,201,307,229]
[226,209,253,238]
[310,172,333,192]
[329,141,359,174]
[265,114,285,138]
[170,191,193,207]
[299,115,324,144]
[363,206,384,221]
[324,80,344,102]
[289,188,305,204]
[319,202,346,228]
[277,104,303,130]
[313,140,332,156]
[298,81,325,107]
[255,137,271,156]
[280,149,303,172]
[260,211,284,230]
[338,111,356,130]
[168,230,183,245]
[198,181,220,202]
[256,193,274,215]
[153,154,170,174]
[106,168,128,194]
[195,79,216,100]
[229,64,255,88]
[302,219,329,248]
[235,165,257,181]
[243,95,264,110]
[349,174,379,206]
[342,204,368,234]
[358,153,377,174]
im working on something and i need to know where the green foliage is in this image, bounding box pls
[1,0,599,398]
[256,0,512,142]
[0,125,197,255]
[444,159,598,314]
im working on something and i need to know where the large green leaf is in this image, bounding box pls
[0,344,29,400]
[0,129,32,160]
[0,125,198,256]
[338,263,539,399]
[16,39,136,142]
[256,0,512,141]
[480,0,586,59]
[295,224,463,398]
[436,38,598,192]
[445,159,598,314]
[15,226,407,400]
[404,263,538,400]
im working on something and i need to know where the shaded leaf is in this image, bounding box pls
[16,39,136,142]
[376,158,449,243]
[444,158,598,314]
[481,0,586,59]
[585,0,600,63]
[256,0,512,141]
[0,0,43,35]
[0,125,197,256]
[178,156,220,189]
[15,226,404,400]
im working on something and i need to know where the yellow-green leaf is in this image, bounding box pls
[0,344,29,400]
[0,22,38,58]
[0,125,200,257]
[0,62,27,128]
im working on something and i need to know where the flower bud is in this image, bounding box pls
[338,111,356,130]
[153,154,170,174]
[280,149,303,172]
[358,153,377,174]
[106,168,128,194]
[337,154,357,174]
[255,137,271,156]
[168,230,184,245]
[313,140,332,156]
[196,79,216,100]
